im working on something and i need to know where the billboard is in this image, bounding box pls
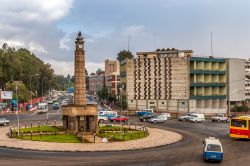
[1,91,13,99]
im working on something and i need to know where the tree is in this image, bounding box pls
[0,43,70,99]
[116,50,133,62]
[5,81,30,102]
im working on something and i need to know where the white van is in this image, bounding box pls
[37,103,48,114]
[190,113,205,123]
[98,110,118,120]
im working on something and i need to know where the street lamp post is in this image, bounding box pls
[15,85,20,136]
[30,74,39,107]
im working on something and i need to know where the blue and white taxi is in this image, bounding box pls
[203,137,223,162]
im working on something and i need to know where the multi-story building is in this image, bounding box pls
[88,70,105,96]
[122,48,247,114]
[227,58,245,110]
[246,59,250,101]
[189,57,227,114]
[104,59,120,95]
[125,48,192,113]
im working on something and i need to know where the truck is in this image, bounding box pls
[211,114,229,123]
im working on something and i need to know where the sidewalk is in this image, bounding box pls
[0,126,182,152]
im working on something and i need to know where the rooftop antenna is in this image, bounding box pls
[128,36,130,51]
[153,33,156,50]
[211,32,214,57]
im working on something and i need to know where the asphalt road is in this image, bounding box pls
[0,110,250,166]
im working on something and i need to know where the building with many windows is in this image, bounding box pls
[121,48,247,114]
[104,59,120,95]
[125,48,193,113]
[88,70,105,96]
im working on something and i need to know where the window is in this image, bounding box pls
[206,144,221,152]
[162,102,164,104]
[231,119,247,128]
[149,102,155,104]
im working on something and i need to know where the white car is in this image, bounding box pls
[160,113,171,120]
[178,113,193,122]
[47,100,53,104]
[0,118,10,126]
[61,100,68,106]
[149,115,168,123]
[211,114,229,122]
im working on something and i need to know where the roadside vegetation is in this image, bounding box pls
[98,125,149,141]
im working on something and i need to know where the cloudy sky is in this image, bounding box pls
[1,0,250,76]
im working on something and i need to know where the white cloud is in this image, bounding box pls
[0,0,74,23]
[0,39,25,48]
[86,62,104,74]
[59,33,72,50]
[47,60,104,76]
[47,60,74,76]
[122,25,148,36]
[28,42,48,54]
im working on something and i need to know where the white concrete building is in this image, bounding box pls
[245,59,250,101]
[227,58,246,102]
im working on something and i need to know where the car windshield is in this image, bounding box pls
[206,144,221,152]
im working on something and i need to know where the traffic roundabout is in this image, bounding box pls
[0,125,182,152]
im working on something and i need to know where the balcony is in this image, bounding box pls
[190,95,226,100]
[190,70,226,75]
[190,57,225,62]
[190,83,226,87]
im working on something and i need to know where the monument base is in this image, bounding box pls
[62,104,98,134]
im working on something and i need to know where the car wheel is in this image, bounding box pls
[195,120,197,123]
[143,119,146,122]
[201,120,205,123]
[154,120,157,124]
[164,120,167,123]
[182,119,185,122]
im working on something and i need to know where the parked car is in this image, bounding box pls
[52,102,60,109]
[47,100,53,104]
[98,115,108,123]
[136,108,154,116]
[149,115,168,123]
[178,113,194,122]
[139,112,156,122]
[211,114,229,122]
[203,137,223,162]
[61,100,68,106]
[110,116,128,122]
[0,118,10,126]
[160,113,171,120]
[190,113,205,123]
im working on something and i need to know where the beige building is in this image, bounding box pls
[104,59,120,95]
[124,48,192,113]
[122,48,236,114]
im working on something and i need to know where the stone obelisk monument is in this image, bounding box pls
[62,32,98,134]
[74,31,87,106]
